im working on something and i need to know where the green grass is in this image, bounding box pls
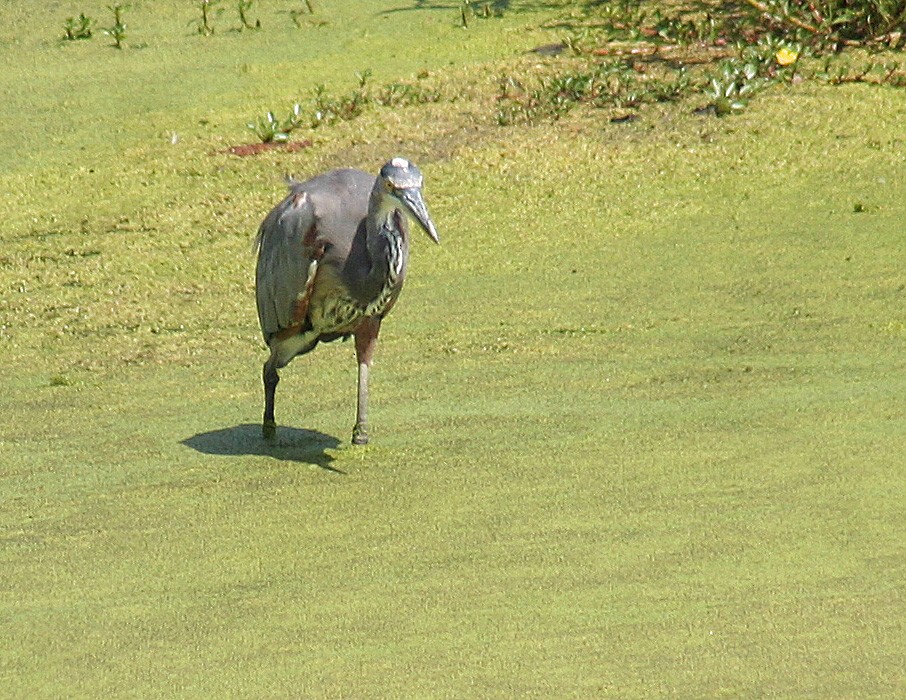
[2,1,905,697]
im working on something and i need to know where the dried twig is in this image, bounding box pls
[743,0,820,33]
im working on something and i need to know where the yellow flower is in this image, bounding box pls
[775,47,799,66]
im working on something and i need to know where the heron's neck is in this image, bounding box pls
[354,210,406,317]
[379,211,407,274]
[363,205,408,302]
[368,190,407,262]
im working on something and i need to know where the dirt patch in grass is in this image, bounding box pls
[224,140,312,157]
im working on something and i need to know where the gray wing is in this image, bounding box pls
[254,169,375,342]
[255,186,318,342]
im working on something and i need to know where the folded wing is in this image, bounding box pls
[255,185,321,342]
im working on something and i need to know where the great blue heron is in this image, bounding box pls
[255,158,439,445]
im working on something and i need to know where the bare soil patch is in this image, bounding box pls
[225,140,312,157]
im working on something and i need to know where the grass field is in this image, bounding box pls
[1,1,905,697]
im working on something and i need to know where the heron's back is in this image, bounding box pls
[291,168,374,258]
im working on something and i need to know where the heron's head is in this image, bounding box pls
[376,157,440,244]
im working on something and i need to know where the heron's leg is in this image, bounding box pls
[262,357,280,440]
[353,362,370,445]
[352,317,381,445]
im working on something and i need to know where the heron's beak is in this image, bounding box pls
[399,188,440,244]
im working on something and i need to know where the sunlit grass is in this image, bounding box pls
[1,2,904,697]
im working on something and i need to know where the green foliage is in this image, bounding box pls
[817,54,906,83]
[460,0,502,28]
[704,61,761,115]
[63,13,94,41]
[743,0,906,49]
[194,0,223,36]
[564,0,653,45]
[246,104,303,143]
[289,1,318,28]
[374,80,442,107]
[48,373,74,387]
[653,10,724,45]
[103,4,127,49]
[566,0,904,50]
[244,68,446,142]
[495,60,690,125]
[310,69,372,128]
[560,0,735,48]
[507,0,905,123]
[236,0,260,31]
[697,34,808,113]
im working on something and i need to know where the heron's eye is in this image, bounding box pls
[384,180,394,192]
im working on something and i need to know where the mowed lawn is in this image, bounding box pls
[1,1,905,697]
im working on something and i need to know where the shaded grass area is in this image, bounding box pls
[2,1,906,697]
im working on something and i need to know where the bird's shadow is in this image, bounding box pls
[181,424,344,473]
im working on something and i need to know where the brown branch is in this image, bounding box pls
[807,1,826,26]
[743,0,821,34]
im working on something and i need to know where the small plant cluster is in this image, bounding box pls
[247,70,442,143]
[557,0,738,50]
[247,104,306,143]
[510,0,906,122]
[310,70,373,129]
[460,0,503,28]
[193,0,261,35]
[818,56,906,85]
[194,0,221,35]
[237,0,261,31]
[564,0,905,52]
[62,5,127,47]
[289,1,319,28]
[557,6,713,54]
[63,1,267,43]
[703,60,762,116]
[700,35,806,115]
[106,4,127,48]
[375,80,443,108]
[495,60,691,125]
[63,13,94,41]
[743,0,906,50]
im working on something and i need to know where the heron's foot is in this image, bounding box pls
[262,420,277,440]
[351,424,369,445]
